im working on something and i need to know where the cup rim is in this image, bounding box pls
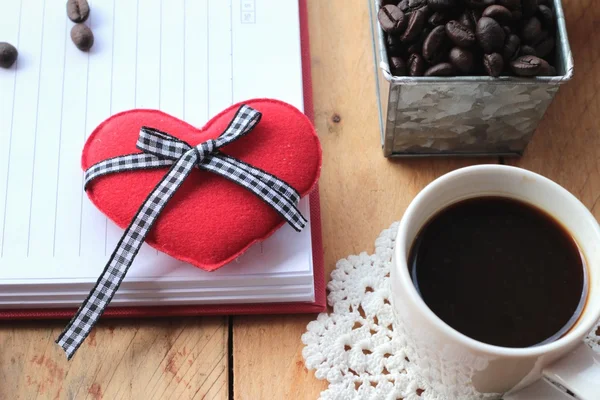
[395,164,600,357]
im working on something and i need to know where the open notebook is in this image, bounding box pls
[0,0,324,313]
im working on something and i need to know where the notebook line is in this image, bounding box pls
[207,0,210,121]
[183,0,186,121]
[52,13,70,258]
[155,0,163,257]
[230,0,234,104]
[26,0,48,257]
[78,9,93,258]
[106,0,117,257]
[134,0,139,110]
[0,0,24,257]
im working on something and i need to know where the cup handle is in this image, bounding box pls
[504,342,600,400]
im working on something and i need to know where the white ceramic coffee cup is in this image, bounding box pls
[391,165,600,400]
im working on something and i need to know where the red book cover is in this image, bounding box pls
[0,0,326,320]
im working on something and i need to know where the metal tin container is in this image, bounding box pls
[369,0,574,157]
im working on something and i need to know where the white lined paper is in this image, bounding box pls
[0,0,311,307]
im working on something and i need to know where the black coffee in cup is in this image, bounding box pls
[408,196,586,348]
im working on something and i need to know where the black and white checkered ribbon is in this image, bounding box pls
[56,105,307,359]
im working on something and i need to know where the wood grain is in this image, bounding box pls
[3,0,597,399]
[231,1,486,399]
[0,317,228,400]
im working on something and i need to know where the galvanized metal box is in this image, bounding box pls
[369,0,574,157]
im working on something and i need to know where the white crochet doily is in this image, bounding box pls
[302,222,600,400]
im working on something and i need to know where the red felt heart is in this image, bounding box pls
[82,99,322,271]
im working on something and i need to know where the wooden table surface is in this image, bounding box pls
[1,0,598,399]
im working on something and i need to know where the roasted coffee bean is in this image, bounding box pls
[386,34,403,56]
[537,5,554,28]
[544,65,557,76]
[510,55,543,76]
[0,42,18,68]
[378,5,407,33]
[423,25,448,63]
[67,0,90,23]
[408,53,427,76]
[503,34,521,61]
[521,0,537,18]
[446,20,476,48]
[406,27,431,53]
[522,16,542,44]
[406,0,429,13]
[465,0,496,10]
[476,17,505,53]
[483,52,504,76]
[496,0,519,9]
[429,12,450,26]
[70,23,94,51]
[535,36,555,58]
[400,9,427,42]
[519,45,537,56]
[380,0,558,78]
[458,10,476,30]
[390,56,407,75]
[482,5,512,25]
[428,0,456,11]
[424,62,456,76]
[449,47,475,73]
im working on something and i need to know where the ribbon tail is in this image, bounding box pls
[56,149,199,359]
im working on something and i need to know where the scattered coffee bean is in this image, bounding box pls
[476,17,505,54]
[446,20,476,48]
[522,17,543,44]
[519,45,537,56]
[521,0,538,18]
[510,55,543,76]
[428,0,456,11]
[408,53,427,76]
[71,23,94,51]
[0,42,18,68]
[537,5,554,28]
[450,47,475,73]
[482,5,512,25]
[424,62,456,76]
[390,56,407,76]
[503,34,521,61]
[423,25,448,63]
[400,9,427,42]
[398,0,409,12]
[484,53,504,77]
[535,36,555,58]
[378,5,407,33]
[67,0,90,23]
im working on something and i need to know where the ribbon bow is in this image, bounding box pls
[56,105,307,359]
